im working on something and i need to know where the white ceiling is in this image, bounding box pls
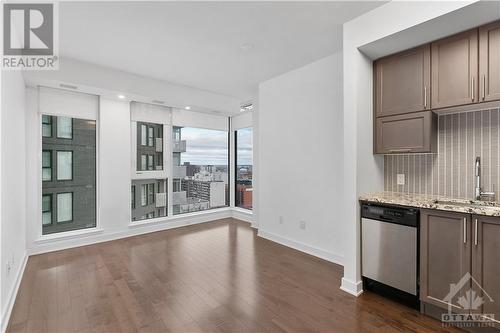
[59,1,385,102]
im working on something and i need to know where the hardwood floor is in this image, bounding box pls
[7,218,462,333]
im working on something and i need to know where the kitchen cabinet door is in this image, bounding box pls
[479,21,500,103]
[374,44,431,117]
[471,215,500,329]
[420,210,471,312]
[431,29,479,109]
[374,111,437,154]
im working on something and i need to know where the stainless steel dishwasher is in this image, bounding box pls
[361,203,419,309]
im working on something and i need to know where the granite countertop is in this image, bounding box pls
[359,192,500,217]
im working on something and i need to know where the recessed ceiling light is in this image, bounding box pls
[240,43,254,52]
[185,106,191,110]
[118,94,125,99]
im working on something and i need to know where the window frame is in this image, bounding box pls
[42,115,52,138]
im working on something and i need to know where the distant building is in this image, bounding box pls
[41,115,96,234]
[131,179,167,221]
[181,179,226,208]
[136,121,163,171]
[236,183,253,209]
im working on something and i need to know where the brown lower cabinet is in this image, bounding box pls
[420,209,500,328]
[375,111,437,154]
[471,215,500,329]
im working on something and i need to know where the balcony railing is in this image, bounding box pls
[173,140,187,153]
[173,165,186,179]
[172,191,187,205]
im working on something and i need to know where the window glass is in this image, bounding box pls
[235,127,253,210]
[42,115,52,137]
[172,126,228,215]
[148,155,154,170]
[42,195,52,225]
[57,151,72,180]
[141,184,147,206]
[148,127,154,146]
[42,150,52,181]
[57,117,73,139]
[141,155,147,170]
[57,193,73,223]
[141,124,147,146]
[42,115,96,234]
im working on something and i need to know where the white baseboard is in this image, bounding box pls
[231,208,253,224]
[1,252,28,333]
[257,229,344,266]
[29,209,232,256]
[340,277,364,297]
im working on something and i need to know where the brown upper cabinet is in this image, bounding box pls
[374,45,431,117]
[431,29,479,109]
[375,111,436,154]
[480,21,500,103]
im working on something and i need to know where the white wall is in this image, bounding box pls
[257,52,344,264]
[1,71,27,331]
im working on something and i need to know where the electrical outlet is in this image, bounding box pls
[397,173,405,186]
[279,216,284,224]
[299,220,306,230]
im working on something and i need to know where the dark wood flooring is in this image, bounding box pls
[7,218,462,333]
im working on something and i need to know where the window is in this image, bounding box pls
[57,151,73,180]
[141,124,147,146]
[57,117,73,139]
[148,183,155,204]
[42,150,52,181]
[148,155,154,170]
[42,194,52,225]
[131,185,136,209]
[42,115,96,235]
[148,126,154,146]
[57,193,73,223]
[172,126,229,215]
[235,127,253,210]
[141,184,147,206]
[141,155,147,170]
[42,115,52,137]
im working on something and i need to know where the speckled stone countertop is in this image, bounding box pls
[359,192,500,217]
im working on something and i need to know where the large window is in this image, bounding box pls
[172,126,229,215]
[235,127,253,210]
[41,115,96,235]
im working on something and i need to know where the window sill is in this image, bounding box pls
[35,227,104,244]
[232,207,253,215]
[128,207,232,228]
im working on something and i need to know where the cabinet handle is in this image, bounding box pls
[483,75,486,101]
[463,217,467,244]
[474,218,478,246]
[424,85,427,109]
[471,77,475,101]
[389,149,412,153]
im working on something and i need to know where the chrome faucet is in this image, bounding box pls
[475,157,495,200]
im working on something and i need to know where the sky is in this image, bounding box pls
[180,127,253,166]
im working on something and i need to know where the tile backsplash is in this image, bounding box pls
[384,108,500,201]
